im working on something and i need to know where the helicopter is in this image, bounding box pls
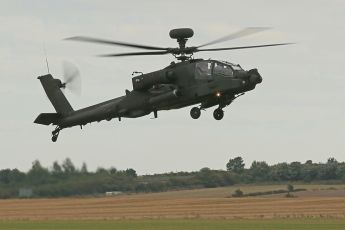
[34,27,291,142]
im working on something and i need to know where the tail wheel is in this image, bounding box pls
[213,108,224,120]
[190,107,201,119]
[51,126,61,142]
[52,135,58,142]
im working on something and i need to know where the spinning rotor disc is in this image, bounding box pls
[66,27,293,61]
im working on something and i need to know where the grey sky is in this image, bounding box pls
[1,0,344,174]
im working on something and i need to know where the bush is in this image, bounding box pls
[285,193,295,198]
[287,184,294,193]
[232,189,243,197]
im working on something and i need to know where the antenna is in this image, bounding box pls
[43,43,50,74]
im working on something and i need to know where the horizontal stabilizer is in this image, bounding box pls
[34,113,60,125]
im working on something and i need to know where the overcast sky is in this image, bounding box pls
[1,0,344,174]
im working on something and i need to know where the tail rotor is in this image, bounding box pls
[61,61,81,95]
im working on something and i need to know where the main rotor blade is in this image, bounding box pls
[98,51,170,57]
[65,36,169,51]
[197,27,270,48]
[196,43,293,52]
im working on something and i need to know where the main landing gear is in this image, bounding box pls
[51,126,61,142]
[190,107,201,119]
[213,108,224,120]
[189,106,225,120]
[189,93,245,120]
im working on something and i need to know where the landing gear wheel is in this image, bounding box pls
[190,107,201,119]
[52,135,58,142]
[213,108,224,120]
[51,126,61,142]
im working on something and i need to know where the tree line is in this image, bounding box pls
[0,157,344,198]
[226,157,345,182]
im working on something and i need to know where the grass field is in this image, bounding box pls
[1,184,345,229]
[1,219,345,230]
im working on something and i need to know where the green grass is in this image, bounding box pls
[1,219,345,230]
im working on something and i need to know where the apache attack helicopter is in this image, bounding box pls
[34,27,291,142]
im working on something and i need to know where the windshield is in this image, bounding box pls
[231,64,243,71]
[218,60,243,71]
[195,61,212,79]
[213,62,233,77]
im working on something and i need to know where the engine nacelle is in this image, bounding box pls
[132,70,175,91]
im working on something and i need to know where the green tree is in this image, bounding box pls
[196,168,221,188]
[287,184,294,193]
[8,169,25,183]
[62,158,76,174]
[319,157,338,179]
[336,162,345,180]
[286,184,295,198]
[232,189,244,197]
[0,169,11,184]
[301,161,318,182]
[305,160,313,165]
[81,162,88,174]
[109,167,117,175]
[31,160,43,171]
[96,167,108,174]
[288,162,302,181]
[52,161,63,174]
[226,157,245,173]
[125,168,137,177]
[249,161,270,181]
[270,163,289,181]
[27,160,50,184]
[327,157,338,164]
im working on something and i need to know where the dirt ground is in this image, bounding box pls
[1,185,345,220]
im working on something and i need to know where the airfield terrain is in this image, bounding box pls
[1,184,345,220]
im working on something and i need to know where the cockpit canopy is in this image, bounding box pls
[195,60,243,79]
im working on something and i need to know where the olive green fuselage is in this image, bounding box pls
[36,59,262,129]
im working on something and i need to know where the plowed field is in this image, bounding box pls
[1,185,345,220]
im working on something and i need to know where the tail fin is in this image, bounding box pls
[38,74,74,115]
